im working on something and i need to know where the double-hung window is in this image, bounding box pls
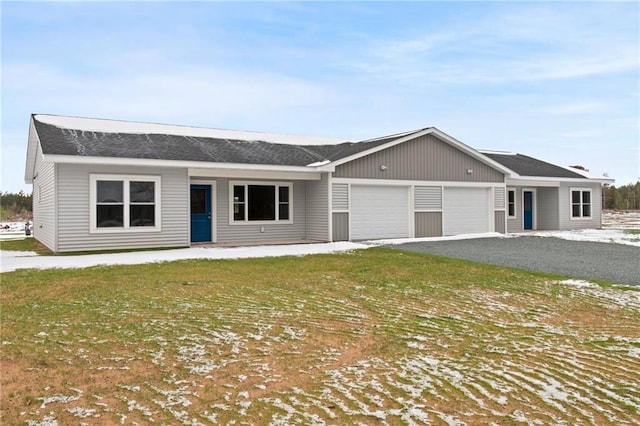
[231,182,292,223]
[90,174,161,232]
[570,188,592,219]
[507,189,516,218]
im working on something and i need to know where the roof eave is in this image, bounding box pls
[507,175,615,185]
[24,115,41,184]
[42,154,327,174]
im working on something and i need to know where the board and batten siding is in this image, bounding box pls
[32,152,57,251]
[415,212,442,237]
[332,212,349,241]
[305,174,330,241]
[55,164,189,252]
[215,178,308,243]
[559,182,602,230]
[494,211,506,234]
[334,134,504,183]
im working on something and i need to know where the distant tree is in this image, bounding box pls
[0,191,32,221]
[604,181,640,210]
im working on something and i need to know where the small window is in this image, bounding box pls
[570,189,592,219]
[97,180,124,227]
[91,175,161,232]
[230,182,292,223]
[507,189,516,218]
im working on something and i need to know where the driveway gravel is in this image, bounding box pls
[386,236,640,286]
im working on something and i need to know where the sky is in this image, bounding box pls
[1,1,639,193]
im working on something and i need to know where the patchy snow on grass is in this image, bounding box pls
[523,228,640,247]
[0,241,369,272]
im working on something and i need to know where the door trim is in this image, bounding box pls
[190,180,217,244]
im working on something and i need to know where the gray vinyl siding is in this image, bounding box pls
[305,174,330,241]
[332,183,349,211]
[332,212,349,241]
[334,134,504,182]
[559,182,602,230]
[536,187,559,230]
[415,212,443,237]
[507,188,522,233]
[216,178,308,243]
[494,211,506,234]
[55,164,189,252]
[32,153,57,251]
[414,186,442,210]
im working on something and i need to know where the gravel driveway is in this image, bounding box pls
[386,236,640,286]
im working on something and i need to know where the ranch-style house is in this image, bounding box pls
[24,114,613,253]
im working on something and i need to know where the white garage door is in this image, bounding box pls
[351,185,409,240]
[443,187,491,236]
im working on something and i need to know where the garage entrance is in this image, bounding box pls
[351,185,410,240]
[443,187,491,236]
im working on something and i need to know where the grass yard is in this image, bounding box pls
[1,248,639,425]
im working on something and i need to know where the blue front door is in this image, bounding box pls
[523,191,534,230]
[190,185,212,242]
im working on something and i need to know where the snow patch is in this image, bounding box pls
[558,279,598,288]
[0,241,368,273]
[35,114,348,146]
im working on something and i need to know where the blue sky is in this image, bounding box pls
[2,1,638,193]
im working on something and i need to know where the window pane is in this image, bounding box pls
[583,205,591,217]
[248,185,275,221]
[191,188,206,214]
[97,205,123,227]
[572,205,581,218]
[130,205,155,227]
[279,204,289,220]
[571,191,581,204]
[97,181,123,202]
[582,191,591,204]
[233,185,245,221]
[233,185,245,202]
[131,181,154,202]
[234,203,245,221]
[508,191,514,203]
[279,186,289,203]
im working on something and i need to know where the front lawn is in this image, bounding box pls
[1,248,638,424]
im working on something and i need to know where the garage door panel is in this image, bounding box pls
[351,186,409,240]
[443,188,490,236]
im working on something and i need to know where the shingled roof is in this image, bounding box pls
[31,115,425,167]
[483,152,586,179]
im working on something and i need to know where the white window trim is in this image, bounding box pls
[90,174,162,233]
[570,187,593,220]
[228,181,293,225]
[507,188,517,218]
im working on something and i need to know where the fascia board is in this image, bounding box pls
[189,167,322,181]
[507,176,614,186]
[42,154,323,174]
[24,115,40,183]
